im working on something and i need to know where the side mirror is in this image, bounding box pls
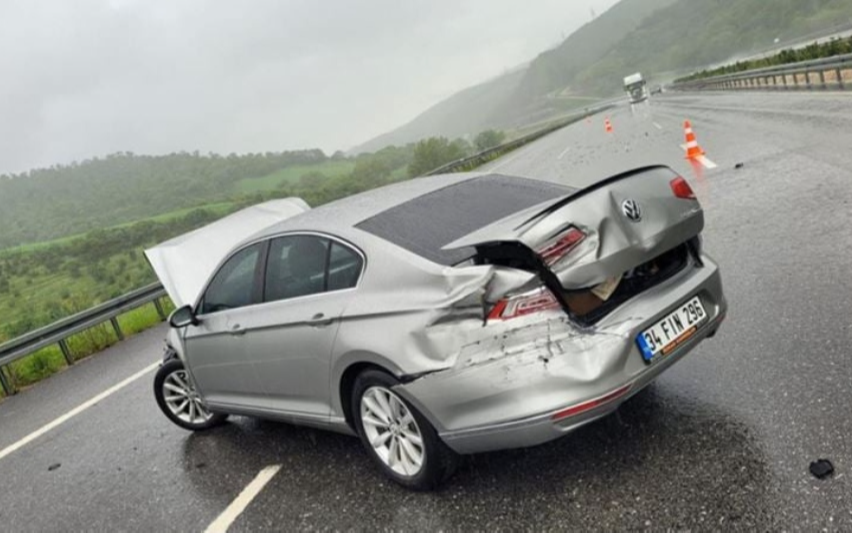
[169,305,199,328]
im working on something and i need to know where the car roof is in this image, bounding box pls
[249,172,576,265]
[252,172,485,237]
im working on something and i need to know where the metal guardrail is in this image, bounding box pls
[0,283,167,395]
[424,104,615,176]
[0,103,616,397]
[672,52,852,92]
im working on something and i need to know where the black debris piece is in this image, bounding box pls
[48,463,61,472]
[735,163,745,169]
[809,459,834,479]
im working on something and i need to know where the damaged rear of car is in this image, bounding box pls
[355,166,726,458]
[147,168,725,490]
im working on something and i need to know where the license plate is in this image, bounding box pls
[637,296,707,363]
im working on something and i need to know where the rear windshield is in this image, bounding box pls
[355,175,574,265]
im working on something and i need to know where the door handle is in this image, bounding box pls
[308,313,334,327]
[229,324,246,336]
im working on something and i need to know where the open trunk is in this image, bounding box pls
[445,166,704,323]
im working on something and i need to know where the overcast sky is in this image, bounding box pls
[0,0,619,174]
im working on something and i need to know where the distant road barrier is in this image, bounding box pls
[0,283,167,395]
[425,103,615,176]
[672,53,852,92]
[0,102,617,396]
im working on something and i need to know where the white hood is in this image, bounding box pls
[144,198,309,308]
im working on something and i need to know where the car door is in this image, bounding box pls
[242,234,363,422]
[181,241,267,409]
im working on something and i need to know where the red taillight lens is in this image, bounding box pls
[670,176,696,200]
[536,227,586,266]
[551,383,633,422]
[487,288,560,321]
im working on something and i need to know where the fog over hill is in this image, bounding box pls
[355,0,852,153]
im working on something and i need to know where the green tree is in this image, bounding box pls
[474,130,506,152]
[407,137,469,177]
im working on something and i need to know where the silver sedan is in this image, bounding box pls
[146,167,726,490]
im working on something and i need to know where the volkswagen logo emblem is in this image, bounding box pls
[622,199,642,222]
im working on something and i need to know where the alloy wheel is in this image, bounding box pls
[162,369,214,425]
[360,386,425,477]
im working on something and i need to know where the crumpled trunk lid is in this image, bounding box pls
[444,165,703,313]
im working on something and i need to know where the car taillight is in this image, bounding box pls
[551,383,633,422]
[536,226,586,266]
[487,288,561,321]
[670,176,696,200]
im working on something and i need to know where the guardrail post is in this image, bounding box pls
[153,298,166,320]
[806,71,813,90]
[110,317,124,341]
[58,339,74,365]
[837,68,845,89]
[819,70,827,90]
[0,366,15,396]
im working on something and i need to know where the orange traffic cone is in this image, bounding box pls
[684,120,705,159]
[605,118,613,134]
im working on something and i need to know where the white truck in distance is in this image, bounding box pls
[624,73,649,104]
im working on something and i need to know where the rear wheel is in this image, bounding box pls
[352,369,458,490]
[154,359,227,431]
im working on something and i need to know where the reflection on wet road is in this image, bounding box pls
[1,91,852,531]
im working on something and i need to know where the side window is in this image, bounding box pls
[264,235,329,302]
[200,243,262,314]
[327,241,363,291]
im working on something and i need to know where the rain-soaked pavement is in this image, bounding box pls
[1,90,852,531]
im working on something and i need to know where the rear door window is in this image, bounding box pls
[264,235,330,302]
[263,235,363,302]
[327,241,363,291]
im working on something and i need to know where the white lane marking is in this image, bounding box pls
[205,465,282,533]
[695,155,718,169]
[679,144,719,169]
[556,145,571,160]
[0,361,159,462]
[653,122,663,130]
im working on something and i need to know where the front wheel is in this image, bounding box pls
[352,369,458,490]
[154,359,227,431]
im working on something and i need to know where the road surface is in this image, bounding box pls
[2,90,852,531]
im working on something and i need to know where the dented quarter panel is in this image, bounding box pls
[328,231,543,419]
[393,253,725,451]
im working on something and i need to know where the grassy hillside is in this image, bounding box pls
[504,0,679,116]
[235,159,355,193]
[573,0,852,95]
[357,0,852,150]
[0,141,430,337]
[0,150,326,250]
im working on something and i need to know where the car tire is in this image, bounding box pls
[352,369,458,490]
[154,359,227,431]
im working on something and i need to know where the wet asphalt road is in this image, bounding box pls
[2,90,852,531]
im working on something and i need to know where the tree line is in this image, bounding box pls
[677,36,852,83]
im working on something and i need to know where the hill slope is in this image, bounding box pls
[357,0,852,151]
[0,150,325,249]
[355,68,526,154]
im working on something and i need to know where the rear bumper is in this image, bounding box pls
[395,253,726,455]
